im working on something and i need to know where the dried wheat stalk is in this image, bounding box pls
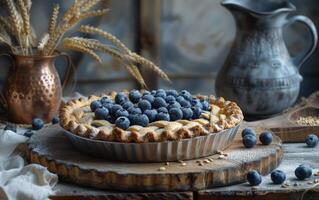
[38,33,50,51]
[48,4,59,36]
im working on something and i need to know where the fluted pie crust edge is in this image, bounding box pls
[59,91,244,143]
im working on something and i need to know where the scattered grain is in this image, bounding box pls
[159,167,166,171]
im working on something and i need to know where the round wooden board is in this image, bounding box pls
[26,125,283,192]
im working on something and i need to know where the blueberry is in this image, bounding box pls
[180,90,192,101]
[157,107,168,114]
[165,95,176,103]
[115,92,127,104]
[142,94,155,103]
[181,107,193,120]
[179,99,191,108]
[151,90,157,95]
[102,102,113,110]
[191,99,203,109]
[169,108,183,121]
[271,170,286,184]
[259,131,273,145]
[176,96,185,103]
[192,107,202,119]
[115,116,130,130]
[243,134,256,148]
[129,90,142,103]
[32,118,44,130]
[106,115,116,123]
[247,170,262,186]
[241,128,256,138]
[100,96,112,104]
[4,123,17,132]
[115,108,129,118]
[122,101,134,110]
[295,164,312,180]
[305,134,318,147]
[23,129,34,138]
[156,112,170,121]
[110,104,123,115]
[95,107,109,120]
[153,97,167,109]
[144,109,158,122]
[167,101,181,110]
[142,90,151,96]
[90,100,102,112]
[128,106,142,114]
[155,91,166,98]
[134,114,149,127]
[201,100,210,111]
[166,89,178,97]
[52,117,59,124]
[138,100,152,112]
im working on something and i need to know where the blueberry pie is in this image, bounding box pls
[59,89,243,143]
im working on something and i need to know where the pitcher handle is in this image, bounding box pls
[0,53,14,108]
[285,15,318,69]
[57,52,73,91]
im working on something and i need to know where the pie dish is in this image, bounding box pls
[59,89,243,143]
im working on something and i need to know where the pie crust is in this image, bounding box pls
[59,91,243,143]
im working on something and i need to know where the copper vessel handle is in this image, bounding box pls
[57,52,73,91]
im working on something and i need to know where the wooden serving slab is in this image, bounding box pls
[26,126,283,192]
[247,92,319,143]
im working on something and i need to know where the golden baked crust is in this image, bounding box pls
[59,91,243,143]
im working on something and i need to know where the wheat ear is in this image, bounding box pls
[17,0,30,36]
[79,9,109,20]
[128,53,170,81]
[38,33,50,51]
[80,0,101,12]
[125,64,147,88]
[4,0,22,36]
[0,17,15,36]
[48,4,59,36]
[61,40,102,63]
[79,25,130,53]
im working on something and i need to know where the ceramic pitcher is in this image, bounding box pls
[2,51,72,124]
[216,0,318,117]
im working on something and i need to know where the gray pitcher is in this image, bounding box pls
[216,0,318,117]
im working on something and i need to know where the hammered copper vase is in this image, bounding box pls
[2,52,71,124]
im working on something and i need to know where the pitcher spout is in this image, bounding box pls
[221,0,295,15]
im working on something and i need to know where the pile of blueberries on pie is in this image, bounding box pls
[90,89,210,130]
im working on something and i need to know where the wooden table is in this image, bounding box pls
[50,142,319,200]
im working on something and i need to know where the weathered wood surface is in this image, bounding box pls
[197,142,319,200]
[26,126,282,192]
[247,92,319,143]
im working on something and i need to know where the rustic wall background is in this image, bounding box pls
[0,0,318,98]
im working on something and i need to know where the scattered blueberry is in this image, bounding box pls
[271,170,286,184]
[115,92,127,104]
[180,90,192,101]
[167,101,181,110]
[176,96,185,104]
[201,100,210,111]
[241,128,256,138]
[192,107,202,119]
[23,129,34,138]
[247,170,262,186]
[100,96,112,104]
[110,104,123,115]
[243,134,256,148]
[142,94,155,103]
[122,101,134,110]
[134,114,149,127]
[52,117,59,124]
[138,100,152,112]
[259,131,273,145]
[90,100,102,112]
[191,99,203,109]
[32,118,44,130]
[153,97,167,109]
[129,90,141,103]
[165,95,176,103]
[166,89,178,97]
[115,108,129,118]
[102,102,113,110]
[95,107,109,120]
[142,90,151,96]
[115,116,130,130]
[128,106,142,114]
[155,90,166,98]
[4,123,17,132]
[179,99,191,108]
[181,107,193,120]
[157,107,168,114]
[295,164,312,180]
[144,109,158,122]
[151,90,157,95]
[156,112,170,121]
[305,134,318,147]
[169,108,183,121]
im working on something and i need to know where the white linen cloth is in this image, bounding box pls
[0,130,58,200]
